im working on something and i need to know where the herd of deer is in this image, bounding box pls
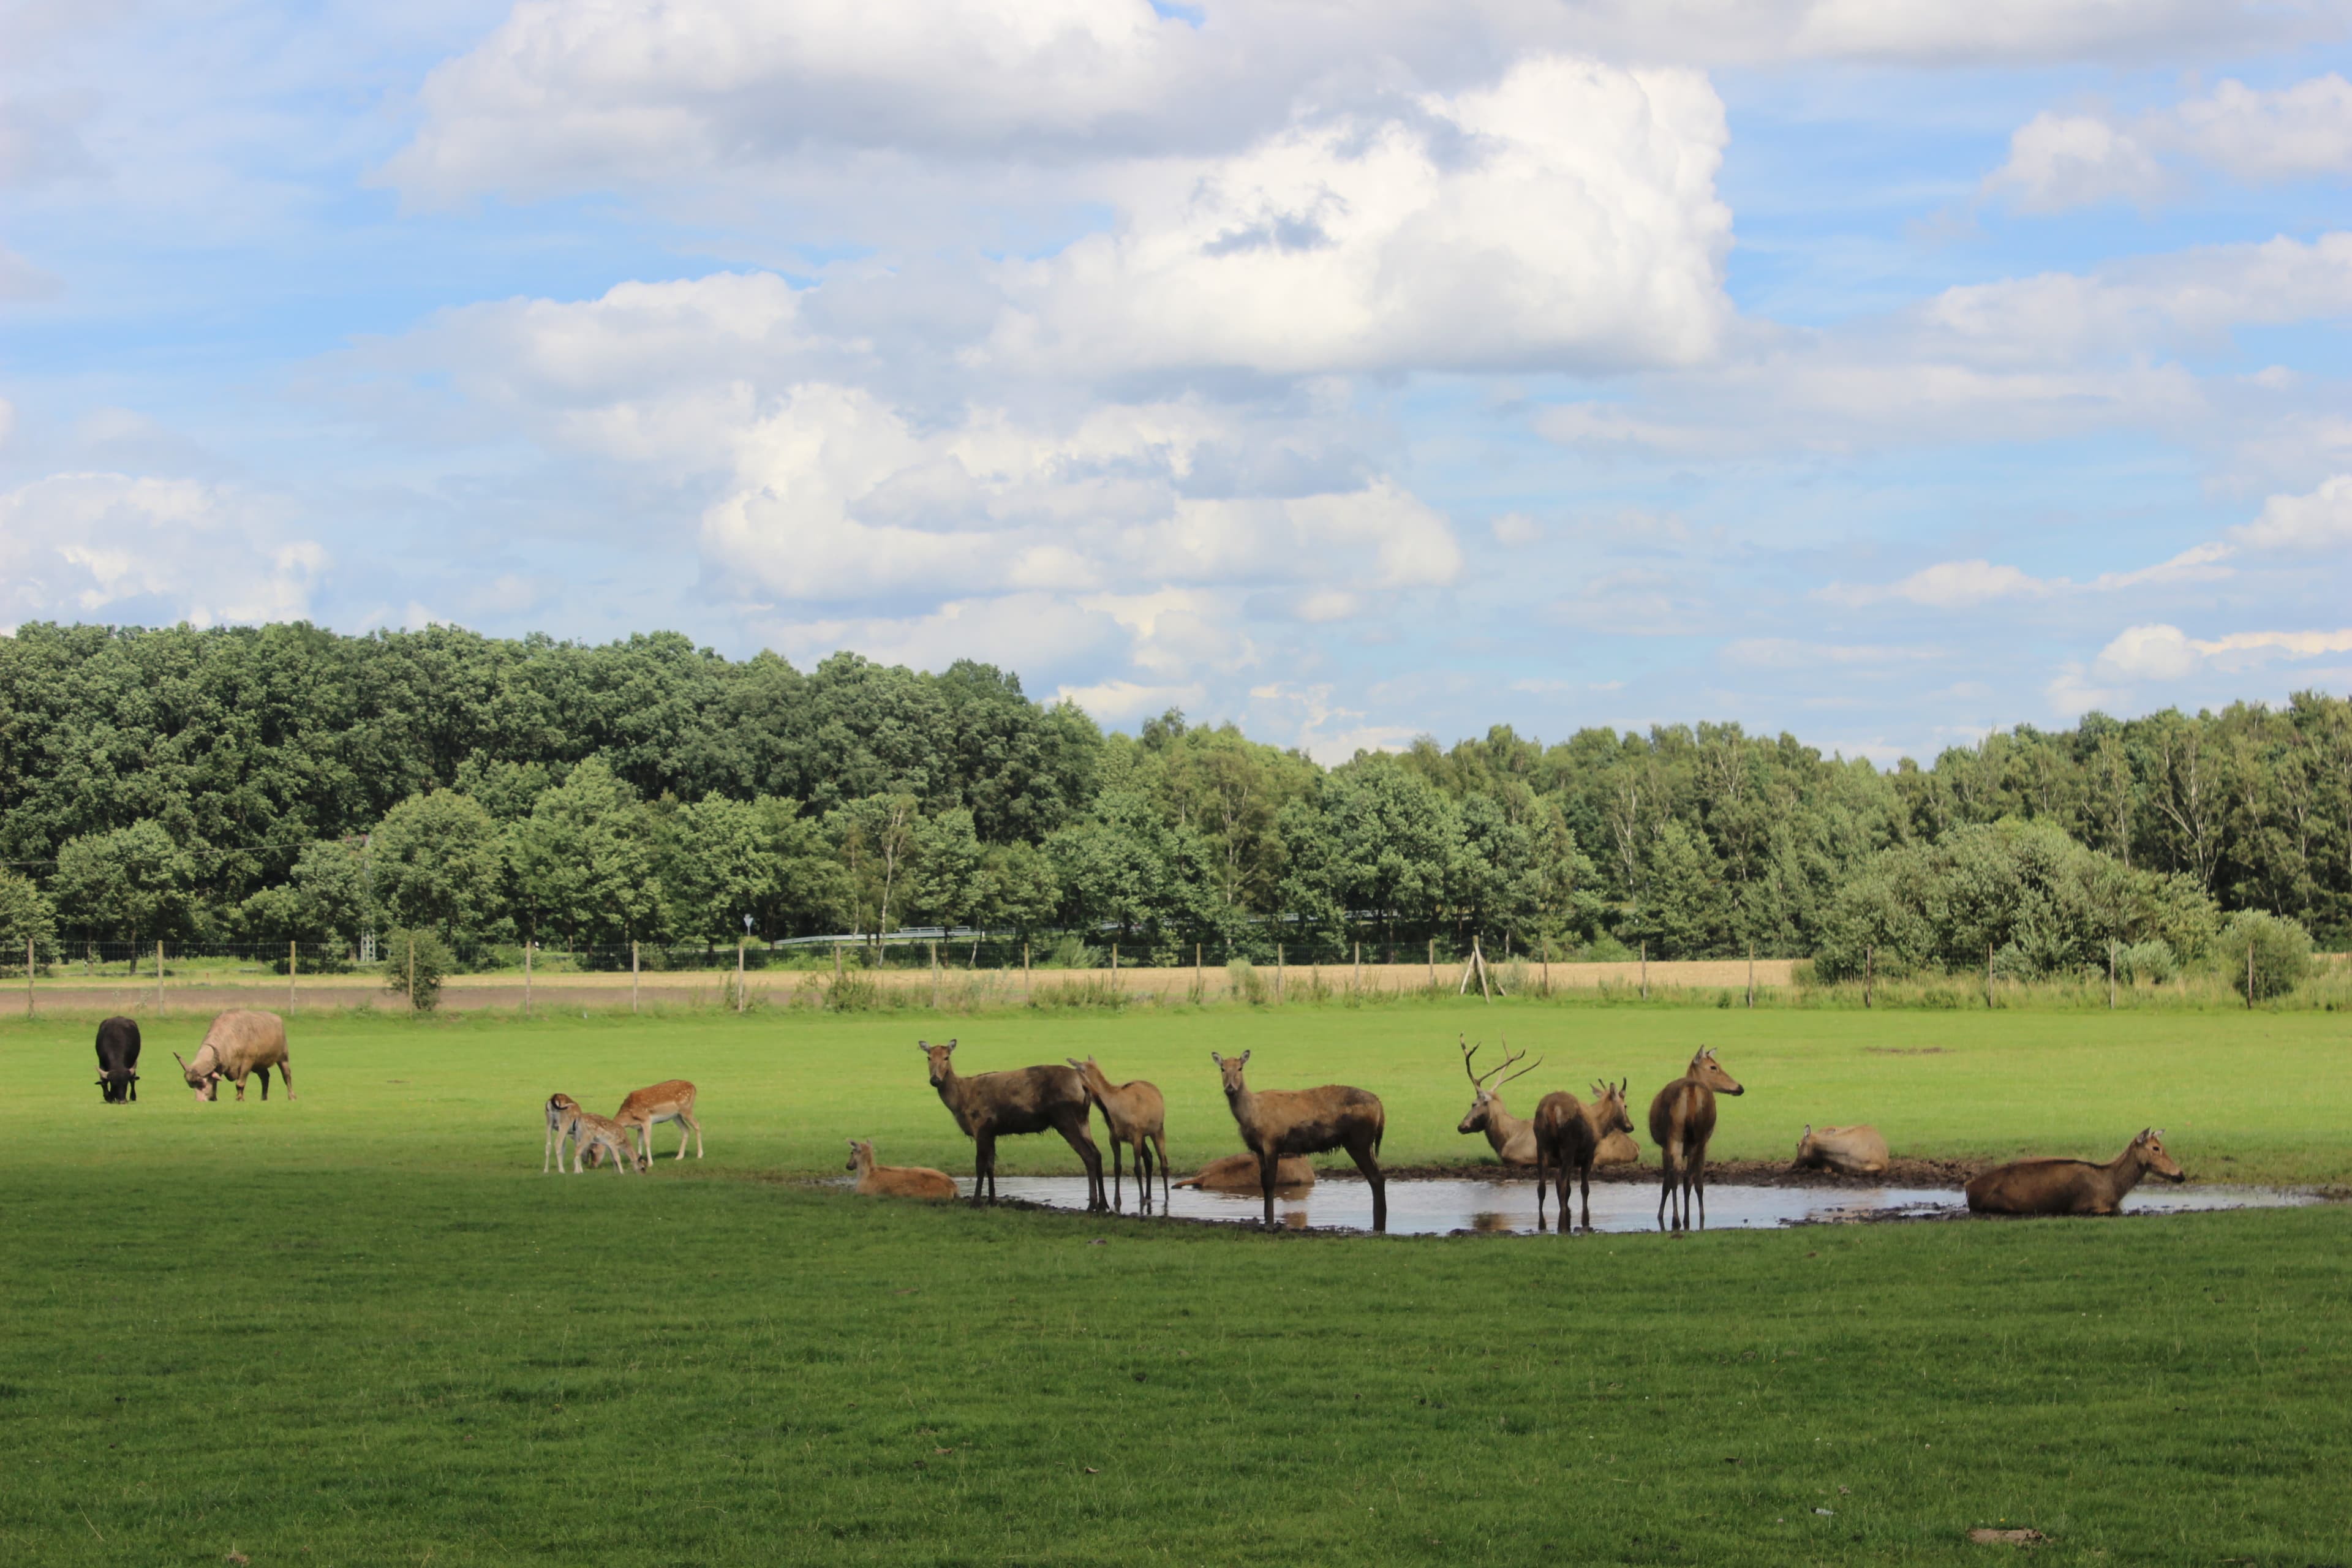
[543,1081,703,1174]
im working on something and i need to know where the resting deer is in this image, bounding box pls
[1174,1152,1316,1193]
[845,1139,958,1200]
[617,1079,703,1162]
[1965,1128,2185,1215]
[922,1039,1107,1210]
[1455,1036,1544,1166]
[1212,1050,1387,1231]
[1069,1057,1168,1213]
[1533,1079,1634,1233]
[565,1107,645,1175]
[1648,1047,1744,1232]
[1794,1123,1890,1176]
[544,1093,583,1172]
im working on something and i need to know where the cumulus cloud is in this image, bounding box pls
[1825,543,2236,609]
[1990,74,2352,211]
[2093,622,2352,679]
[1987,111,2170,212]
[2232,473,2352,552]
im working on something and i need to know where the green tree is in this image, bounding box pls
[909,809,984,930]
[507,758,662,951]
[2215,910,2314,1002]
[665,796,780,946]
[371,790,506,947]
[0,869,59,966]
[832,793,922,949]
[50,820,199,965]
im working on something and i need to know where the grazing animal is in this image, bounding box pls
[1068,1057,1169,1212]
[1455,1036,1544,1165]
[173,1009,293,1103]
[845,1139,958,1200]
[616,1079,703,1163]
[1647,1047,1743,1232]
[94,1016,142,1104]
[1794,1123,1890,1176]
[1965,1129,2185,1216]
[1174,1152,1316,1193]
[544,1093,583,1172]
[1211,1050,1387,1232]
[1533,1079,1635,1233]
[566,1108,644,1174]
[922,1039,1107,1211]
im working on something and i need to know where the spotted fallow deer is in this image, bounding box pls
[544,1093,583,1172]
[922,1039,1106,1211]
[845,1139,958,1200]
[1533,1079,1634,1233]
[1647,1047,1744,1232]
[174,1009,293,1102]
[616,1079,703,1163]
[1455,1036,1544,1166]
[1174,1152,1316,1193]
[1068,1057,1168,1213]
[1794,1123,1890,1176]
[1964,1128,2185,1215]
[1212,1050,1387,1231]
[565,1106,645,1174]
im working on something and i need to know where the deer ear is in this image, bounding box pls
[944,1039,957,1053]
[1239,1049,1250,1065]
[1210,1052,1223,1066]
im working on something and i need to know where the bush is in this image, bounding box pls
[383,928,454,1011]
[2117,939,2179,985]
[1042,933,1101,969]
[1226,959,1267,1005]
[2216,911,2313,1003]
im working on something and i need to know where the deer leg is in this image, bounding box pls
[1534,1148,1549,1230]
[1259,1151,1280,1229]
[1578,1158,1594,1235]
[1110,1138,1125,1212]
[1692,1144,1708,1231]
[973,1134,994,1207]
[1155,1133,1170,1212]
[1349,1139,1387,1234]
[690,1112,703,1158]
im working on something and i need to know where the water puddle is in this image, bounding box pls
[959,1175,2321,1235]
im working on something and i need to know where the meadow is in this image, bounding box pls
[2,1000,2346,1566]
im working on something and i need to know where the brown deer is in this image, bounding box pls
[1455,1036,1543,1165]
[564,1107,646,1174]
[1793,1123,1890,1176]
[544,1093,583,1172]
[1068,1057,1168,1213]
[922,1039,1106,1210]
[1647,1047,1743,1232]
[1965,1128,2185,1215]
[1174,1152,1316,1193]
[845,1139,958,1200]
[1533,1078,1634,1233]
[616,1079,703,1163]
[174,1009,293,1102]
[1211,1050,1387,1231]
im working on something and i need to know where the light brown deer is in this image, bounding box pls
[1455,1036,1544,1166]
[1794,1123,1890,1176]
[845,1139,958,1200]
[1173,1152,1316,1193]
[1212,1050,1387,1231]
[174,1009,293,1102]
[1068,1057,1168,1213]
[1647,1047,1744,1232]
[565,1107,645,1174]
[616,1079,703,1163]
[1533,1079,1634,1233]
[1965,1128,2185,1215]
[544,1093,583,1172]
[922,1039,1106,1210]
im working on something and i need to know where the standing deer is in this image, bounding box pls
[1211,1050,1387,1232]
[922,1039,1106,1211]
[1068,1057,1168,1213]
[845,1139,959,1200]
[1455,1036,1544,1166]
[1533,1079,1634,1233]
[616,1079,703,1163]
[563,1105,645,1174]
[1964,1129,2185,1215]
[544,1093,583,1172]
[1648,1047,1743,1232]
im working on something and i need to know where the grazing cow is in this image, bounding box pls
[544,1093,583,1172]
[1068,1057,1168,1212]
[1964,1129,2185,1216]
[923,1039,1107,1210]
[1212,1050,1387,1232]
[94,1016,141,1104]
[1174,1152,1316,1193]
[174,1010,293,1103]
[1455,1037,1543,1166]
[1647,1047,1743,1232]
[616,1080,703,1163]
[1533,1079,1635,1234]
[1794,1123,1891,1176]
[845,1139,958,1200]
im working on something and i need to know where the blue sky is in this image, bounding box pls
[5,1,2350,763]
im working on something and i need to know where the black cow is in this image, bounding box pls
[95,1016,141,1103]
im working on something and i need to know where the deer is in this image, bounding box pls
[544,1093,584,1172]
[1794,1123,1890,1176]
[173,1009,293,1102]
[1174,1152,1316,1193]
[1068,1057,1168,1213]
[1647,1047,1743,1232]
[1965,1128,2185,1215]
[922,1039,1106,1211]
[564,1106,645,1175]
[1455,1036,1544,1166]
[1533,1079,1634,1234]
[845,1139,959,1200]
[1211,1050,1387,1232]
[616,1079,703,1163]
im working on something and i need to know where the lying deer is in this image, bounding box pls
[845,1139,958,1200]
[1533,1079,1634,1233]
[1069,1057,1167,1213]
[1212,1050,1387,1231]
[1648,1047,1743,1232]
[544,1093,583,1172]
[1964,1128,2185,1215]
[923,1039,1106,1210]
[617,1079,703,1163]
[1455,1036,1543,1166]
[565,1106,646,1175]
[1174,1152,1316,1193]
[1794,1123,1890,1176]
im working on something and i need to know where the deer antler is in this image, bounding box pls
[1494,1041,1543,1089]
[1461,1035,1495,1088]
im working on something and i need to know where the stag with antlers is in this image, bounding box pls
[1455,1036,1545,1166]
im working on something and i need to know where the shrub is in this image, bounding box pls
[2216,911,2314,1003]
[1042,933,1101,969]
[1226,959,1267,1005]
[382,928,454,1011]
[2116,939,2179,985]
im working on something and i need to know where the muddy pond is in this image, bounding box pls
[957,1175,2320,1234]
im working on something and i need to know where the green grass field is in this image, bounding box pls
[4,1001,2347,1565]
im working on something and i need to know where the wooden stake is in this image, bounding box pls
[737,935,747,1014]
[1985,943,1994,1010]
[1864,944,1874,1009]
[156,939,164,1010]
[2247,943,2255,1009]
[1746,941,1755,1008]
[1639,941,1647,1001]
[1276,943,1284,1001]
[524,940,533,1016]
[929,939,939,1009]
[1427,937,1436,988]
[2108,940,2116,1010]
[288,939,297,1017]
[407,931,416,1010]
[834,941,843,981]
[1352,940,1360,993]
[1022,938,1031,1001]
[23,937,31,1019]
[1543,938,1551,998]
[1474,933,1491,1001]
[632,939,641,1015]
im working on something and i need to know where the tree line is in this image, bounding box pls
[0,621,2345,974]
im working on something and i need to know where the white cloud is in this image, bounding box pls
[1723,638,1944,668]
[1490,513,1544,547]
[1987,111,2169,212]
[1991,74,2352,211]
[2232,473,2352,552]
[1054,678,1208,725]
[0,472,325,628]
[1825,559,2052,608]
[2092,621,2352,681]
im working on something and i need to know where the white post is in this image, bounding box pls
[737,935,747,1014]
[632,939,641,1015]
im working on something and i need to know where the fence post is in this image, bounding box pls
[2246,944,2255,1009]
[289,939,297,1017]
[524,940,533,1016]
[1427,937,1435,989]
[737,936,747,1014]
[834,941,843,982]
[24,936,31,1019]
[1543,938,1551,998]
[1864,944,1874,1009]
[2108,940,2116,1010]
[1639,941,1647,1001]
[1985,943,1994,1009]
[1195,941,1203,1003]
[1747,941,1755,1008]
[1276,943,1284,1001]
[929,940,939,1009]
[156,940,164,1011]
[407,932,417,1011]
[1023,939,1031,1002]
[1352,940,1361,993]
[632,939,641,1015]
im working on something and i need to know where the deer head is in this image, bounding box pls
[845,1138,874,1176]
[919,1039,958,1088]
[1457,1036,1541,1133]
[1210,1050,1251,1099]
[2133,1127,2187,1184]
[1687,1047,1743,1096]
[1591,1077,1634,1135]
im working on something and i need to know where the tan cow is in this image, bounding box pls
[845,1139,958,1200]
[1174,1152,1316,1193]
[174,1010,293,1102]
[1793,1123,1891,1176]
[1964,1129,2185,1215]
